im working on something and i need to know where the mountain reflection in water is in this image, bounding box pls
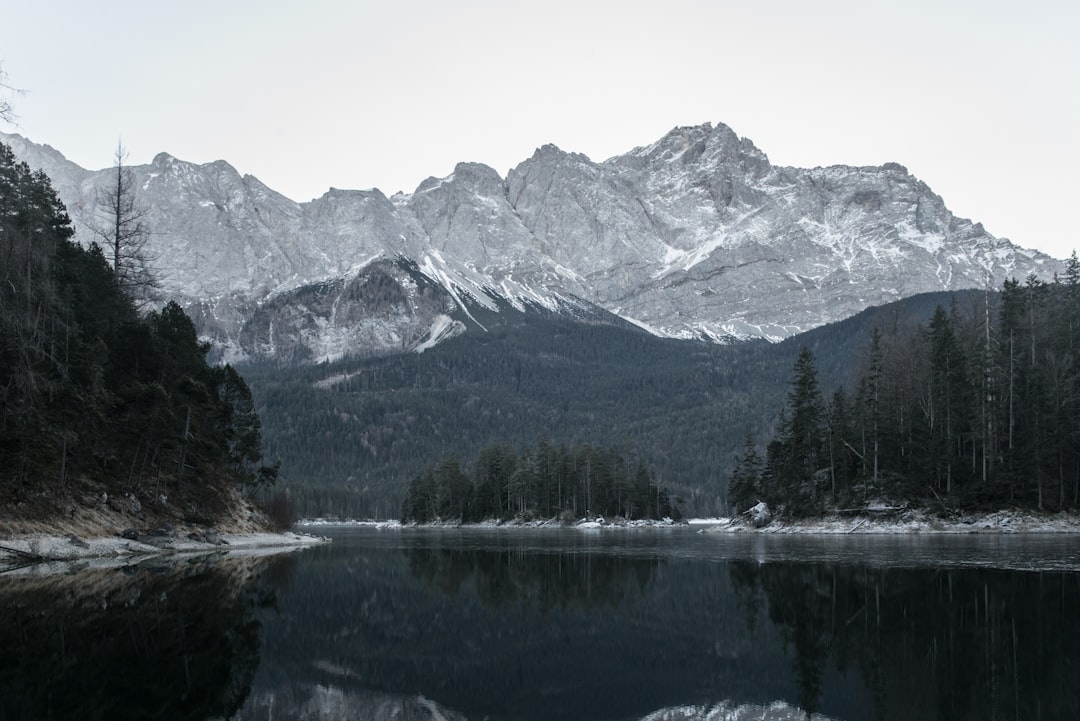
[233,528,1078,721]
[3,529,1077,721]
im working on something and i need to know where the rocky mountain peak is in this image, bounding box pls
[1,125,1060,361]
[618,121,770,176]
[150,151,177,168]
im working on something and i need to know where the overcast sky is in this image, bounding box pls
[2,0,1077,259]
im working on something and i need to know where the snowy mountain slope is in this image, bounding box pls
[508,124,1051,340]
[1,123,1059,358]
[188,258,463,364]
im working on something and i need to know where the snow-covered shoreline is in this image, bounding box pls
[699,508,1080,534]
[298,509,1080,534]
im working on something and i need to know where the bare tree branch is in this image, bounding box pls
[0,61,23,125]
[88,141,160,306]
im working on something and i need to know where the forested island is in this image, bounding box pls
[400,441,680,524]
[730,265,1080,519]
[0,142,283,537]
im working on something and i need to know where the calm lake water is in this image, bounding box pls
[2,526,1079,720]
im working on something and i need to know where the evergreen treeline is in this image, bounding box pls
[242,289,986,520]
[399,441,680,523]
[730,266,1080,516]
[0,142,275,520]
[241,312,773,520]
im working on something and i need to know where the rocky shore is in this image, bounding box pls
[0,528,325,568]
[0,493,326,574]
[700,504,1080,534]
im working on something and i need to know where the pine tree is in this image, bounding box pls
[728,434,761,514]
[863,329,884,488]
[435,454,471,520]
[825,388,853,503]
[924,304,971,495]
[779,346,825,513]
[217,364,268,490]
[1065,252,1080,505]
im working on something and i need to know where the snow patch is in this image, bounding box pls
[413,314,465,353]
[640,700,837,721]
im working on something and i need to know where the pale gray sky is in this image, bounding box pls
[2,0,1077,259]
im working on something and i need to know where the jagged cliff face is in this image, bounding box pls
[1,123,1058,360]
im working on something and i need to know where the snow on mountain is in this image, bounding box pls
[1,124,1060,359]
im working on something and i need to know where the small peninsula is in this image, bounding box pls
[0,141,305,567]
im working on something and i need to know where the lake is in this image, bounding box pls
[2,526,1078,720]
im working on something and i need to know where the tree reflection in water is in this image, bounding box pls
[403,537,661,609]
[0,553,292,721]
[729,560,1080,720]
[27,531,1070,721]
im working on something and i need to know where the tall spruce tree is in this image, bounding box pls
[780,346,825,513]
[728,434,761,514]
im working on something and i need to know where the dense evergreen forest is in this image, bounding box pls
[0,142,276,524]
[731,265,1080,516]
[399,441,680,523]
[241,310,762,519]
[243,289,983,519]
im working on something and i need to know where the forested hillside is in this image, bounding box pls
[0,142,276,526]
[243,289,982,518]
[732,266,1080,516]
[241,310,751,519]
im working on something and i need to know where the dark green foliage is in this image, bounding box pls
[399,441,680,523]
[779,347,825,513]
[241,312,789,519]
[736,268,1080,516]
[730,558,1080,720]
[0,561,276,721]
[261,490,298,531]
[0,142,273,519]
[241,287,995,519]
[727,434,761,514]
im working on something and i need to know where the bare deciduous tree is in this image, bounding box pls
[0,62,23,124]
[91,141,159,304]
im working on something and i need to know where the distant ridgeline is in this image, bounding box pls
[0,142,277,521]
[731,263,1080,517]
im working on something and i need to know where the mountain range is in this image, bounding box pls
[1,123,1060,362]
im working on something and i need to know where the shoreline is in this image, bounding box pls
[0,489,330,573]
[699,508,1080,534]
[0,529,327,568]
[0,524,329,575]
[299,508,1080,534]
[7,506,1074,572]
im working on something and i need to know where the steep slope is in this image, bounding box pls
[2,124,1059,358]
[508,124,1049,340]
